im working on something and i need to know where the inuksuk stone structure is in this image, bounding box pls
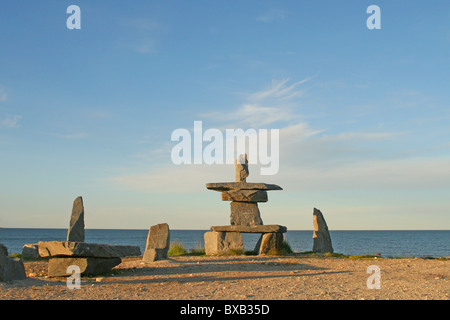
[38,196,141,277]
[204,154,287,255]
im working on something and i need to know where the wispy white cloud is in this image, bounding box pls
[318,131,409,142]
[1,115,21,128]
[247,78,310,102]
[201,78,312,127]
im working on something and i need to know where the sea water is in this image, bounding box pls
[0,228,448,258]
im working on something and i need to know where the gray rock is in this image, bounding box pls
[22,244,40,260]
[143,223,170,262]
[312,208,333,253]
[0,243,8,257]
[221,190,268,202]
[204,231,244,255]
[255,233,284,255]
[230,201,263,226]
[38,241,141,258]
[0,243,27,282]
[48,257,121,277]
[67,196,85,242]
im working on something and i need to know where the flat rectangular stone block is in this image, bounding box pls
[38,241,141,258]
[206,182,282,192]
[211,225,287,233]
[221,190,268,202]
[48,257,121,277]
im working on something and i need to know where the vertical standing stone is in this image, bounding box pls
[67,196,85,242]
[230,202,263,226]
[143,223,170,262]
[312,208,333,253]
[235,154,249,182]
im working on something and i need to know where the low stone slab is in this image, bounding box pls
[143,223,170,262]
[206,182,282,192]
[38,241,141,258]
[221,190,268,202]
[204,231,244,255]
[0,243,27,282]
[211,225,287,233]
[48,257,121,277]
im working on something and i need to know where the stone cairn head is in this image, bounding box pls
[235,154,249,182]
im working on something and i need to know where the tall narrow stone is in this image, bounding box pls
[143,223,170,262]
[67,196,85,242]
[312,208,333,253]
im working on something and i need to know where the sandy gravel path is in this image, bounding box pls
[1,255,448,300]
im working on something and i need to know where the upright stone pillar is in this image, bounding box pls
[143,223,170,262]
[67,196,85,242]
[312,208,333,253]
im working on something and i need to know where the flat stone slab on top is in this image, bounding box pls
[206,182,282,192]
[38,241,141,258]
[210,225,287,233]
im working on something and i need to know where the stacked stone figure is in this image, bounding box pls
[205,154,286,255]
[38,196,141,277]
[207,154,282,227]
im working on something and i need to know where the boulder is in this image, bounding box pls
[38,241,141,258]
[204,231,244,255]
[0,243,27,282]
[255,233,284,255]
[230,201,263,226]
[143,223,170,262]
[67,196,85,242]
[22,244,40,260]
[312,208,333,253]
[48,257,121,277]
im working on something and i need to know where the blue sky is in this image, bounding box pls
[0,1,449,230]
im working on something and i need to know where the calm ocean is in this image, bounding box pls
[0,228,448,258]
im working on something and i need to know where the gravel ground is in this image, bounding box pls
[0,255,448,300]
